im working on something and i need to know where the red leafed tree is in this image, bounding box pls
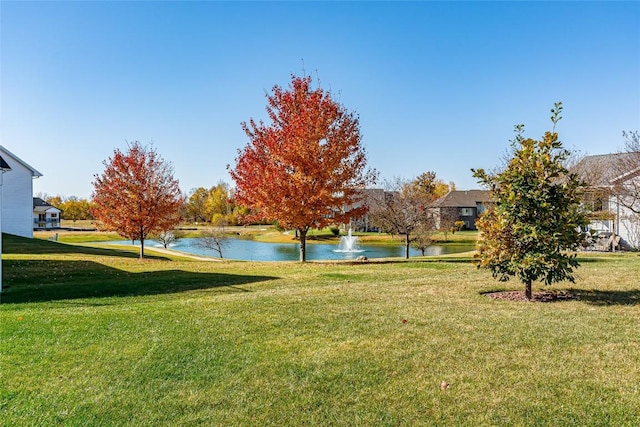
[91,142,184,259]
[229,75,377,261]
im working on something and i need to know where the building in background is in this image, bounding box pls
[33,197,61,230]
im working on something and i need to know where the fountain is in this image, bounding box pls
[335,228,364,253]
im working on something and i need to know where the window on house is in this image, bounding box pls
[583,189,608,212]
[459,207,474,216]
[51,213,58,218]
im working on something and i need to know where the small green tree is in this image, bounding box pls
[472,103,588,300]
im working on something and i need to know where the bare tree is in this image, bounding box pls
[623,130,640,151]
[437,207,459,241]
[368,175,438,259]
[613,131,640,215]
[411,219,437,256]
[154,230,183,249]
[196,220,229,258]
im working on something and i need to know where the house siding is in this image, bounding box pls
[0,147,41,238]
[573,153,640,250]
[611,196,639,249]
[33,203,61,229]
[430,190,492,231]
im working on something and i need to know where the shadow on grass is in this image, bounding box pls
[2,259,277,304]
[3,233,168,260]
[573,289,640,306]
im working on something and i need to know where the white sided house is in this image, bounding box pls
[573,153,640,250]
[0,146,42,238]
[33,197,61,229]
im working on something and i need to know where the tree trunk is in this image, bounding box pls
[299,228,307,262]
[405,233,410,259]
[525,279,532,300]
[139,226,145,260]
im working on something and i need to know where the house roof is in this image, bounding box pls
[0,145,43,178]
[33,197,59,211]
[431,190,492,208]
[33,197,50,207]
[572,153,640,187]
[34,206,57,213]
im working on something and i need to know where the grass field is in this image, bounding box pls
[1,234,639,425]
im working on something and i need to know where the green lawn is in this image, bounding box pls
[1,234,639,425]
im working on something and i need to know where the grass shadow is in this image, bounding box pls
[3,233,169,260]
[572,289,640,306]
[2,259,277,304]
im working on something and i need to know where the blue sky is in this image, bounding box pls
[2,1,639,199]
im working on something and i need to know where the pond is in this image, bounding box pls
[99,237,475,261]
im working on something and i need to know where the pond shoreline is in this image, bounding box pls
[93,236,477,262]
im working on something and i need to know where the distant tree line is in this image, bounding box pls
[182,182,250,226]
[39,181,253,227]
[37,194,95,223]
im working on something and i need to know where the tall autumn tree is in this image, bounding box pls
[230,75,377,261]
[91,142,184,259]
[472,103,588,300]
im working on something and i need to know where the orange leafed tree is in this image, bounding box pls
[91,142,184,259]
[229,75,377,261]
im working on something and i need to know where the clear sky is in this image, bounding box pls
[2,1,639,199]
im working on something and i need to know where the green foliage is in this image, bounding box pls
[472,103,588,299]
[330,227,340,236]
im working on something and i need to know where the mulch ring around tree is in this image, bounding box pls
[483,290,576,302]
